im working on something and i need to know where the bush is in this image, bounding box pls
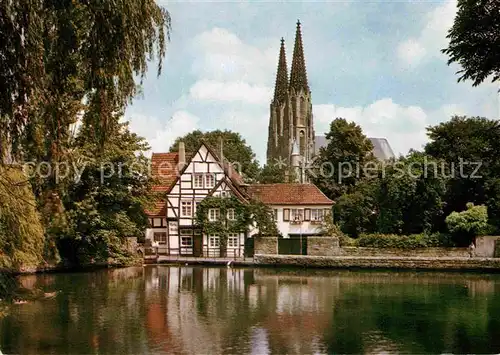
[445,203,492,245]
[339,234,356,247]
[355,233,456,249]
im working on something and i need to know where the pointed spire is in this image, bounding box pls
[289,20,309,93]
[273,37,289,103]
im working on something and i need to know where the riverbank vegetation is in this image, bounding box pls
[312,116,500,247]
[0,0,171,274]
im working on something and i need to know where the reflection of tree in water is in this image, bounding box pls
[323,275,500,354]
[0,267,149,354]
[2,267,500,354]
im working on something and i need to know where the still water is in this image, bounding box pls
[1,266,500,354]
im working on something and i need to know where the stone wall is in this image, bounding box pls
[125,237,138,255]
[475,236,500,258]
[253,235,469,258]
[254,237,278,255]
[339,247,469,258]
[307,237,340,256]
[254,254,500,271]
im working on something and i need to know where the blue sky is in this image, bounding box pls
[125,0,499,164]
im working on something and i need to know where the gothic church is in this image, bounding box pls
[266,21,395,181]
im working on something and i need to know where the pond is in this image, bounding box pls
[1,266,500,354]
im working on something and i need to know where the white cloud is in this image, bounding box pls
[397,0,457,66]
[191,27,276,85]
[127,111,200,156]
[189,79,272,105]
[397,39,427,67]
[313,98,466,157]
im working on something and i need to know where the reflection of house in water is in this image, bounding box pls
[143,266,339,354]
[143,267,500,354]
[144,266,250,354]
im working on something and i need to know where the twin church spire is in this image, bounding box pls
[273,38,289,103]
[273,20,309,104]
[267,20,315,182]
[289,20,309,94]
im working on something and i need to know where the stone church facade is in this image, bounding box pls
[266,21,315,173]
[266,21,395,182]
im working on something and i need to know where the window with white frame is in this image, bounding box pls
[193,174,204,188]
[153,232,167,244]
[311,209,324,221]
[227,234,239,248]
[205,174,215,188]
[291,209,303,221]
[227,208,236,221]
[181,200,192,217]
[208,208,220,221]
[209,235,220,248]
[181,236,193,247]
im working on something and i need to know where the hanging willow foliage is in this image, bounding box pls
[0,165,49,270]
[0,0,171,161]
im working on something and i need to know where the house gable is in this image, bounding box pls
[164,142,248,224]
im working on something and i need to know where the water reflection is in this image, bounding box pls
[1,266,500,354]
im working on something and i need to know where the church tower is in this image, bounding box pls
[266,21,315,180]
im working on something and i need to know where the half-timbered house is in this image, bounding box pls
[145,141,335,258]
[145,141,249,257]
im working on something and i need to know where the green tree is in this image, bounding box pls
[170,130,260,182]
[311,118,375,200]
[333,183,377,238]
[442,0,500,86]
[332,151,448,237]
[0,0,170,160]
[0,165,49,270]
[257,163,296,183]
[445,203,491,246]
[57,119,153,266]
[0,0,170,268]
[374,152,448,235]
[425,116,500,231]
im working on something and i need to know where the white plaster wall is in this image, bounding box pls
[274,205,331,237]
[145,228,155,242]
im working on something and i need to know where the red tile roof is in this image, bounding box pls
[151,153,180,192]
[146,153,179,216]
[145,200,167,216]
[247,183,334,205]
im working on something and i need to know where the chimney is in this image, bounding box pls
[178,141,186,170]
[284,170,289,183]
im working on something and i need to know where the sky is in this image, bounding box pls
[125,0,499,165]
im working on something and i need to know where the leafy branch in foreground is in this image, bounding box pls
[442,0,500,86]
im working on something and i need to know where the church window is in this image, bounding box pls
[299,97,306,125]
[299,130,306,156]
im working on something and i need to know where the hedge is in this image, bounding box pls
[354,233,456,249]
